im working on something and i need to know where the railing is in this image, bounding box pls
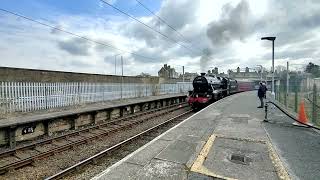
[274,77,320,126]
[0,82,193,114]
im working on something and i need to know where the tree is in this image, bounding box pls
[305,62,320,77]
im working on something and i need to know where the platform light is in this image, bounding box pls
[261,36,276,98]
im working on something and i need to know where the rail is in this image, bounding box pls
[44,110,192,180]
[0,103,188,174]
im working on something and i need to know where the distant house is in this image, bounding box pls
[207,67,227,77]
[158,64,179,79]
[137,72,151,77]
[181,72,199,81]
[229,67,264,80]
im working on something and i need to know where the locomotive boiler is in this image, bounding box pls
[187,73,238,109]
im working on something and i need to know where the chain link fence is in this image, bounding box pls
[274,73,320,126]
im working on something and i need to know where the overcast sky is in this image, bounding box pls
[0,0,319,75]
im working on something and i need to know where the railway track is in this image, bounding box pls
[0,103,188,175]
[45,110,193,180]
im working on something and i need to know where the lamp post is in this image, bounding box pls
[261,36,276,98]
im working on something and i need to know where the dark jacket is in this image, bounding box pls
[258,85,267,98]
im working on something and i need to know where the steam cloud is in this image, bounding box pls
[206,0,251,46]
[200,48,212,73]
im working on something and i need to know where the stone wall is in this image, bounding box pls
[0,67,159,84]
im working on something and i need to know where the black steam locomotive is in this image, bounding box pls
[187,73,238,109]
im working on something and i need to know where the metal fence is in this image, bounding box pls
[274,75,320,126]
[0,82,192,114]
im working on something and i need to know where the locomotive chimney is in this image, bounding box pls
[200,73,206,76]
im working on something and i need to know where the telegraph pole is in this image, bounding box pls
[182,66,185,83]
[121,56,123,99]
[114,56,117,75]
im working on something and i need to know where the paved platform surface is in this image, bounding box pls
[0,94,185,128]
[92,91,320,180]
[265,103,320,180]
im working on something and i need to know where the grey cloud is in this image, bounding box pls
[131,22,155,40]
[254,0,320,62]
[206,0,251,46]
[289,12,320,29]
[57,38,91,56]
[131,47,165,63]
[103,55,117,65]
[157,0,199,30]
[200,48,212,72]
[50,25,63,35]
[124,21,160,48]
[257,0,320,45]
[69,59,92,67]
[261,47,319,60]
[123,0,201,56]
[94,39,117,53]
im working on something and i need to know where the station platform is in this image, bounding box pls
[0,93,185,128]
[0,93,186,147]
[93,91,320,180]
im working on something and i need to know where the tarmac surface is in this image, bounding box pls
[265,104,320,180]
[92,91,320,180]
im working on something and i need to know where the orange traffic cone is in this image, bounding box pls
[298,100,308,124]
[293,100,309,127]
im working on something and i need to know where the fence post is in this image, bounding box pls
[274,84,278,101]
[77,82,80,104]
[275,86,280,102]
[312,83,317,125]
[278,84,280,102]
[284,82,287,107]
[294,85,298,113]
[45,83,48,109]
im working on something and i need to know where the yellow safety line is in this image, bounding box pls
[190,134,237,180]
[190,134,215,172]
[267,141,291,180]
[190,134,290,180]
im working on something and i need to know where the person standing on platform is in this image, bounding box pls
[257,82,267,108]
[262,82,267,99]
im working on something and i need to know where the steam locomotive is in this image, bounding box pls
[187,73,238,109]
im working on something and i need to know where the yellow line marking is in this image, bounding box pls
[191,134,215,172]
[267,141,291,180]
[190,134,237,180]
[190,134,290,180]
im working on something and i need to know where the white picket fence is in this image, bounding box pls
[0,82,192,114]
